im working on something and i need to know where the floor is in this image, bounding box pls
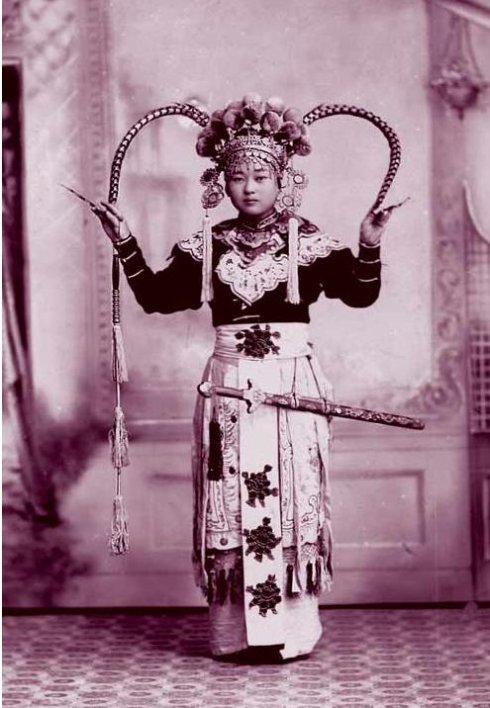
[3,606,490,708]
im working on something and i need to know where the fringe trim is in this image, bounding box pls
[110,494,129,555]
[207,565,243,605]
[204,548,331,604]
[109,406,130,468]
[285,554,332,597]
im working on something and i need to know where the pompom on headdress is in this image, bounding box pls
[196,93,311,176]
[105,97,401,554]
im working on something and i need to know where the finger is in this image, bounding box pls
[101,200,124,222]
[92,201,107,213]
[383,196,411,213]
[371,209,391,226]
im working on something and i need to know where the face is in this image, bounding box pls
[225,162,280,218]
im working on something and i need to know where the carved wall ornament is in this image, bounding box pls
[430,15,489,119]
[405,347,464,416]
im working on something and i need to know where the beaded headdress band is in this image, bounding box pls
[105,97,401,554]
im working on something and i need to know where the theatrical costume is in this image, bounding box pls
[114,208,381,659]
[104,93,403,660]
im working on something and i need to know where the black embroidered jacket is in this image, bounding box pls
[114,211,381,326]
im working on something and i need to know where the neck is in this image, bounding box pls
[238,208,278,228]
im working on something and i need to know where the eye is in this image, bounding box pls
[256,176,267,182]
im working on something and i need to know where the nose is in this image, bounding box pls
[244,177,256,194]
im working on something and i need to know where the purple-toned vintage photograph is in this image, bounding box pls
[2,0,490,706]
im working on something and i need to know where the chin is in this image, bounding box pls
[241,203,271,217]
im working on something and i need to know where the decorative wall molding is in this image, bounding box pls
[2,0,22,43]
[3,0,76,97]
[402,5,469,422]
[77,0,117,422]
[405,347,464,416]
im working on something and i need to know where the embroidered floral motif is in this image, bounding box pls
[243,517,281,562]
[178,220,345,305]
[235,324,281,357]
[216,228,285,264]
[298,232,343,265]
[242,464,279,507]
[246,574,282,617]
[178,231,204,261]
[216,251,289,306]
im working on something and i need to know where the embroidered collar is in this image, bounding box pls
[177,215,343,305]
[237,210,280,232]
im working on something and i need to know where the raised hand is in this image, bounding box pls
[92,201,131,244]
[360,197,409,246]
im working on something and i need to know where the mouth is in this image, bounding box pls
[243,199,259,205]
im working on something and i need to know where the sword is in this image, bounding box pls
[198,380,425,431]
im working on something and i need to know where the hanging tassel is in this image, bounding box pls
[109,254,130,555]
[208,418,223,480]
[286,216,300,304]
[110,490,129,555]
[207,391,223,480]
[315,558,323,595]
[217,568,228,605]
[109,405,130,468]
[306,561,314,594]
[112,322,129,383]
[286,564,294,596]
[200,212,213,303]
[207,569,216,603]
[291,561,303,594]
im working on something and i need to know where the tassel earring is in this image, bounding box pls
[276,165,308,305]
[287,215,300,304]
[201,211,213,303]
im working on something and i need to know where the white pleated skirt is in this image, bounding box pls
[192,323,333,659]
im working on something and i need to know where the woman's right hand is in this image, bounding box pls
[92,201,131,244]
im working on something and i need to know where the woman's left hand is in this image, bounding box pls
[359,208,392,247]
[360,198,409,246]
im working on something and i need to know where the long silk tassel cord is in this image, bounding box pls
[201,211,213,303]
[287,215,300,304]
[109,253,130,555]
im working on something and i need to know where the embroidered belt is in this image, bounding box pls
[213,322,312,360]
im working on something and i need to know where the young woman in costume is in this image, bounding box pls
[93,94,395,662]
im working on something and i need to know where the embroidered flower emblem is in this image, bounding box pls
[246,575,282,617]
[243,517,281,562]
[235,324,281,358]
[242,464,279,508]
